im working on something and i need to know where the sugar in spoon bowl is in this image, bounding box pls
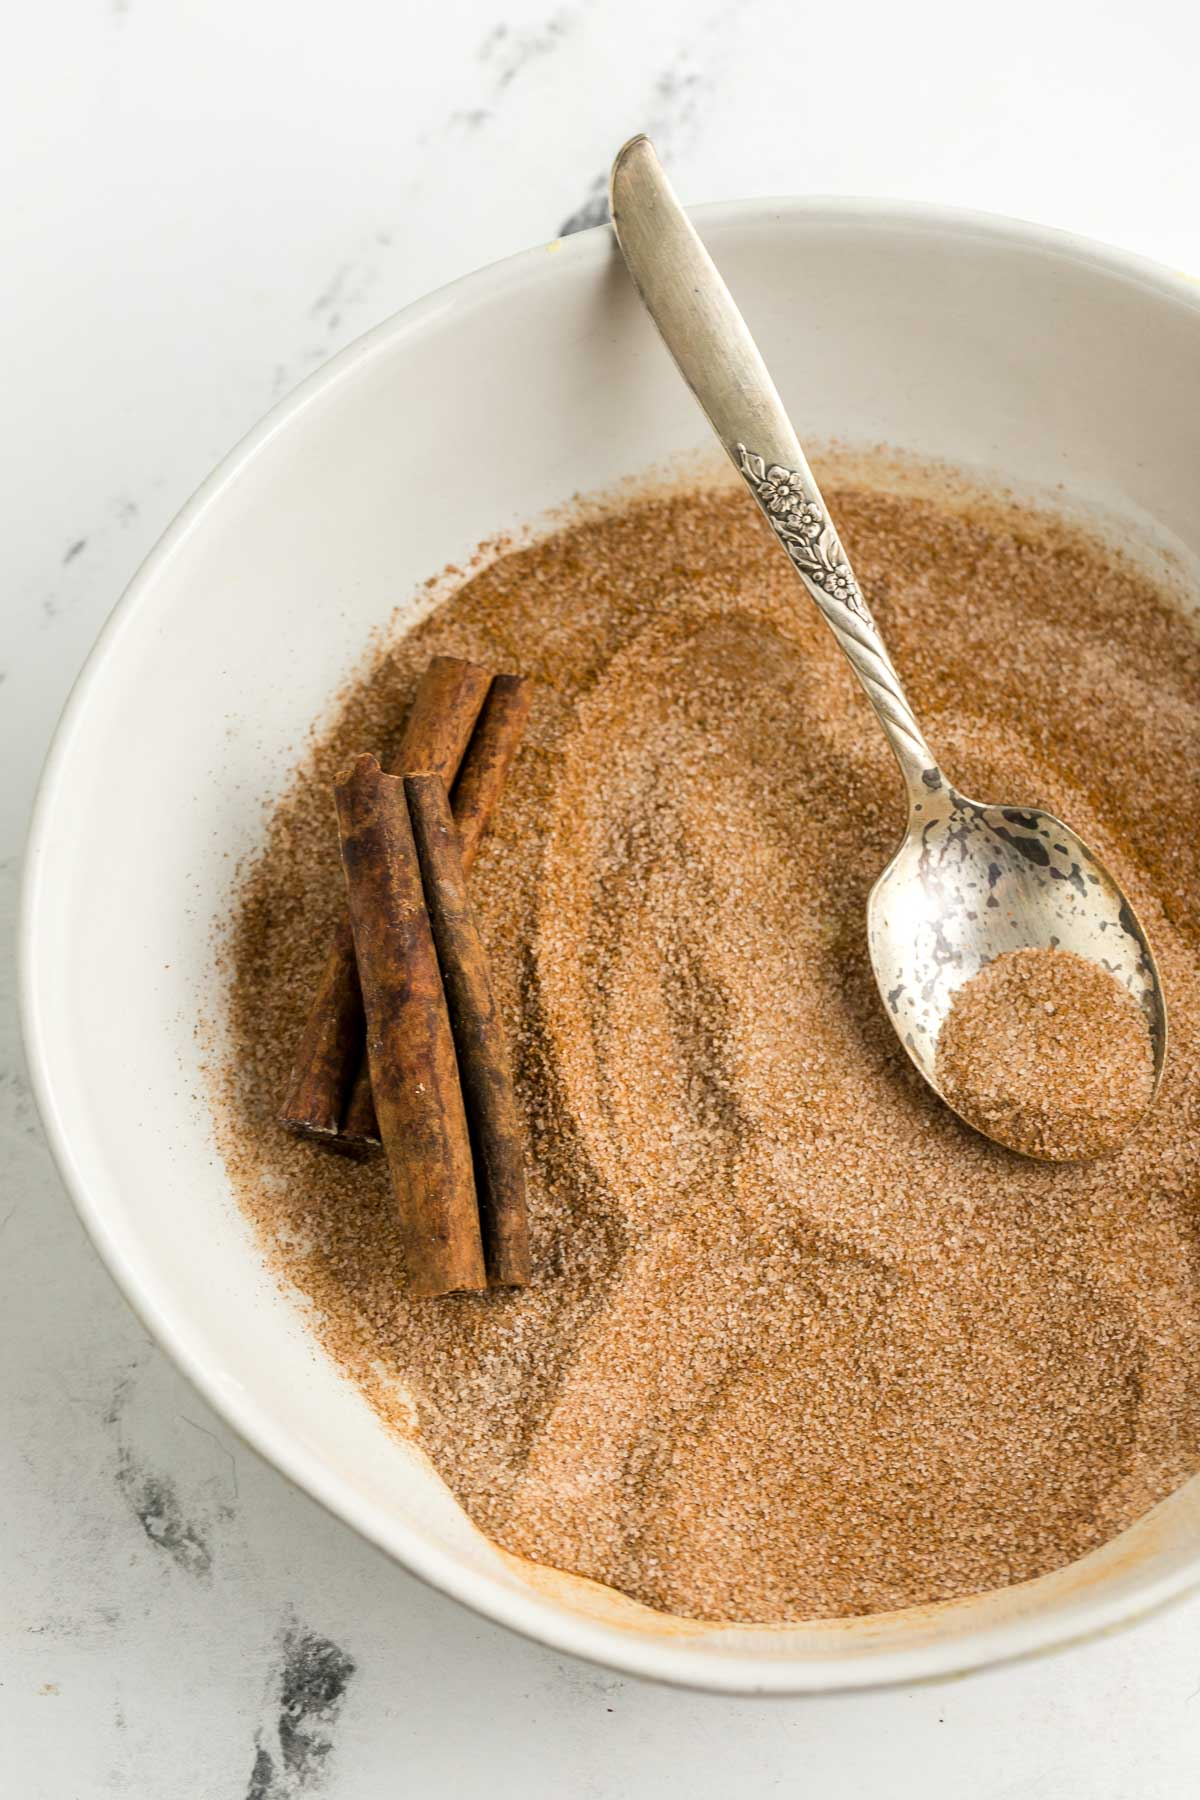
[608,134,1167,1157]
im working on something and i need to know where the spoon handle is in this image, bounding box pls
[609,135,939,804]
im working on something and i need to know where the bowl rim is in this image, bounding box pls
[20,195,1200,1695]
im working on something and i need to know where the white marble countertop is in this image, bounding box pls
[6,3,1200,1793]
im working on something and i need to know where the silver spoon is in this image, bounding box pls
[608,134,1167,1156]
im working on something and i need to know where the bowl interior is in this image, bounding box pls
[22,201,1200,1692]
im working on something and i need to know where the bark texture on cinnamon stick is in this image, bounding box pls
[338,1030,392,1146]
[392,654,495,783]
[279,655,491,1137]
[405,773,531,1288]
[334,754,486,1297]
[450,673,535,869]
[276,915,363,1139]
[340,671,535,1148]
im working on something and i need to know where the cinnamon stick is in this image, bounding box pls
[279,655,492,1136]
[337,1035,390,1147]
[276,915,363,1140]
[334,754,486,1297]
[450,672,536,869]
[340,671,535,1147]
[391,654,494,785]
[405,773,531,1288]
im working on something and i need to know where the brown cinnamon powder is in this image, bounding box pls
[218,473,1200,1624]
[936,947,1157,1162]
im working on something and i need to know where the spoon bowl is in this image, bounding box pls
[867,783,1168,1124]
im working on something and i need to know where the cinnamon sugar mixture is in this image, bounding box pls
[936,947,1157,1162]
[220,477,1200,1623]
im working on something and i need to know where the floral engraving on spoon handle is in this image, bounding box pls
[735,445,868,621]
[735,443,934,777]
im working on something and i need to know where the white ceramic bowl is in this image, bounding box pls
[21,200,1200,1693]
